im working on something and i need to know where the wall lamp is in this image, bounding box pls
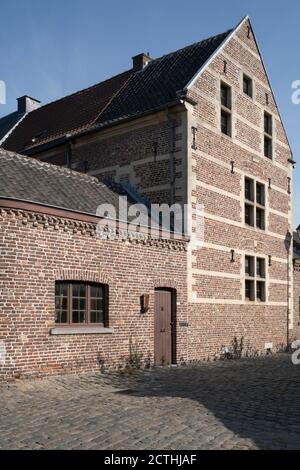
[140,294,150,314]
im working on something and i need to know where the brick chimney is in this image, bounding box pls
[132,53,152,71]
[17,95,41,114]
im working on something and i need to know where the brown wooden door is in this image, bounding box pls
[154,290,173,366]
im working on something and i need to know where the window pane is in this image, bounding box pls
[245,256,254,277]
[221,84,231,109]
[91,285,103,298]
[245,280,255,301]
[257,281,266,302]
[264,136,272,159]
[257,258,265,278]
[256,208,265,230]
[90,310,104,324]
[243,76,252,97]
[245,204,254,226]
[55,283,68,297]
[90,298,102,311]
[55,283,68,324]
[221,110,231,136]
[245,178,254,201]
[73,284,86,297]
[256,183,265,206]
[264,113,272,135]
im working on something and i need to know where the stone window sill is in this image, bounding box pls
[50,327,114,335]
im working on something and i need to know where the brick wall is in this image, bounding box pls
[185,18,293,357]
[293,260,300,340]
[40,110,187,207]
[0,208,188,381]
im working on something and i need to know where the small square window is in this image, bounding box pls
[243,75,253,98]
[221,110,231,136]
[221,83,231,109]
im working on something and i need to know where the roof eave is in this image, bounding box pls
[23,98,185,155]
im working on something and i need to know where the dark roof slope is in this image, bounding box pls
[0,110,26,142]
[99,30,231,124]
[3,70,132,153]
[0,148,149,224]
[3,29,231,153]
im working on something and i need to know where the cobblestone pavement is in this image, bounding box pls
[1,354,300,450]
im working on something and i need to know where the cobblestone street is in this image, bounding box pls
[1,354,300,450]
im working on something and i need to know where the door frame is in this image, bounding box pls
[154,288,177,365]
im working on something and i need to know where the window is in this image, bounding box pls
[220,82,232,137]
[221,110,231,136]
[244,177,266,230]
[243,74,253,98]
[221,83,231,109]
[245,255,266,302]
[264,112,273,159]
[55,282,108,326]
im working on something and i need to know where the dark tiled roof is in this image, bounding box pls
[99,30,232,124]
[0,111,26,142]
[3,29,231,153]
[3,70,132,152]
[0,148,149,224]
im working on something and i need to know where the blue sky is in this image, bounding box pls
[0,0,299,227]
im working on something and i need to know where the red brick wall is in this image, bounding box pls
[185,18,292,357]
[293,261,300,339]
[0,208,188,381]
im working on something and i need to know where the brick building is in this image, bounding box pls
[0,16,295,379]
[293,231,300,339]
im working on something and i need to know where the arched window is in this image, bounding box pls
[55,282,108,327]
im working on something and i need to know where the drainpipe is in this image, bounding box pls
[285,230,293,348]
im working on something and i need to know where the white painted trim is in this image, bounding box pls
[50,327,114,335]
[184,16,249,92]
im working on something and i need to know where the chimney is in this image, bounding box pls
[17,95,41,114]
[132,53,152,71]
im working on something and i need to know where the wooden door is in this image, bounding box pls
[154,290,173,366]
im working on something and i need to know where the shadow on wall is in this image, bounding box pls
[114,354,300,450]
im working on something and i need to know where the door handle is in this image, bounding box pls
[160,328,166,333]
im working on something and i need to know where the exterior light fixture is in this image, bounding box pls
[231,249,235,263]
[140,294,150,314]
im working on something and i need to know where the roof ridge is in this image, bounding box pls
[0,148,105,186]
